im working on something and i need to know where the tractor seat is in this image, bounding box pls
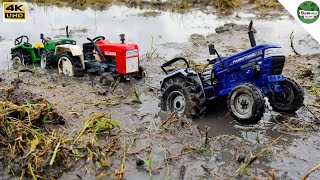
[34,43,44,49]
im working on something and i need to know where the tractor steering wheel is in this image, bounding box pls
[42,37,52,45]
[14,35,29,45]
[92,36,105,43]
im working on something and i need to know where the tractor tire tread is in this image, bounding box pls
[61,52,84,77]
[227,83,265,124]
[160,76,206,120]
[269,77,304,113]
[11,52,24,69]
[41,50,54,68]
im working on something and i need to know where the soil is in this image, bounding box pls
[1,2,320,180]
[0,49,319,180]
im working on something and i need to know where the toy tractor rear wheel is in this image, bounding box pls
[269,78,304,113]
[160,77,206,119]
[41,50,54,69]
[12,52,25,69]
[58,53,84,77]
[228,83,265,124]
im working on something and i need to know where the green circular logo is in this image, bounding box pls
[297,1,319,24]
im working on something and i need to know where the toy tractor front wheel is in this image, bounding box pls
[58,53,83,77]
[12,52,25,69]
[40,50,53,69]
[228,83,265,124]
[269,78,304,113]
[160,77,206,119]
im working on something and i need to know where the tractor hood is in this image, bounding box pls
[96,40,139,57]
[227,44,281,60]
[96,40,138,49]
[213,44,283,69]
[54,38,76,45]
[44,38,77,51]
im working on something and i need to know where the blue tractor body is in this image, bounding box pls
[205,44,285,97]
[159,21,304,124]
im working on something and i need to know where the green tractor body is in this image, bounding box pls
[10,26,77,69]
[11,42,42,63]
[43,38,77,52]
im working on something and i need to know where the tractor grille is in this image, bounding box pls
[270,56,285,75]
[83,43,94,60]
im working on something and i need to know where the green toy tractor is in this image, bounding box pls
[40,26,77,69]
[11,35,44,69]
[10,26,81,71]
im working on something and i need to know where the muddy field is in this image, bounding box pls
[0,44,319,180]
[1,1,320,180]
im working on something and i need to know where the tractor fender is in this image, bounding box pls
[160,68,206,98]
[55,44,85,69]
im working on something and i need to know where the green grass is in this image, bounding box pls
[138,151,154,177]
[312,73,320,97]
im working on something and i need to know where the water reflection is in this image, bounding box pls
[0,3,318,70]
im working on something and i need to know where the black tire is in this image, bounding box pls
[269,78,304,113]
[40,50,54,69]
[160,77,206,119]
[12,52,24,69]
[58,53,84,77]
[227,83,265,124]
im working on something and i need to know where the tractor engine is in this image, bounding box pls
[83,35,140,76]
[97,40,140,75]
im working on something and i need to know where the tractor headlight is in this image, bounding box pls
[126,49,139,57]
[264,48,284,59]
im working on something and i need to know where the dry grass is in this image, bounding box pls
[174,0,191,10]
[10,0,114,10]
[1,0,247,12]
[216,0,241,10]
[0,91,121,179]
[250,0,283,9]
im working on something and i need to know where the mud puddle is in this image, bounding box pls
[1,3,320,71]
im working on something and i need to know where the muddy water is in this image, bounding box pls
[157,103,320,179]
[0,3,319,71]
[1,3,320,179]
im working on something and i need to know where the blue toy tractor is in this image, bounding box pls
[159,21,304,124]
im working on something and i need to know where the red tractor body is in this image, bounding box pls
[96,40,140,75]
[83,35,143,78]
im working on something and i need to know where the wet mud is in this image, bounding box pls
[0,49,319,179]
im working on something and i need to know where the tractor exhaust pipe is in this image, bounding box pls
[248,20,256,47]
[66,26,69,38]
[119,34,125,44]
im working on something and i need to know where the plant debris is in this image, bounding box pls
[0,87,121,179]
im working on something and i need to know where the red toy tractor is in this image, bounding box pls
[57,34,144,80]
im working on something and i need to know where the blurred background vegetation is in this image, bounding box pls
[0,0,283,12]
